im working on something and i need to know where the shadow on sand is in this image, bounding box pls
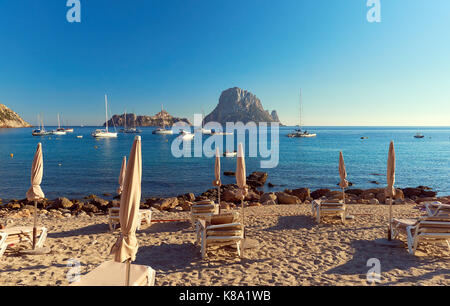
[325,239,447,284]
[263,215,316,232]
[48,223,109,238]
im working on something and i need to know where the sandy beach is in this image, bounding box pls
[1,203,448,286]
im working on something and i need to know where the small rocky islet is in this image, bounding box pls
[1,171,448,221]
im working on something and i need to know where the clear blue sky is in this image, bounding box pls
[0,0,449,126]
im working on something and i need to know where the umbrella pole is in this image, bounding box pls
[125,259,131,286]
[32,200,37,250]
[218,185,221,214]
[241,198,245,237]
[388,197,392,241]
[342,188,345,204]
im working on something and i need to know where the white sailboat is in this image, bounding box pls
[152,104,173,135]
[32,114,50,136]
[92,94,118,138]
[287,89,316,138]
[195,109,212,134]
[51,114,67,135]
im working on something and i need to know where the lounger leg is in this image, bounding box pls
[406,226,417,255]
[201,230,206,259]
[36,228,47,248]
[236,241,242,258]
[316,206,321,223]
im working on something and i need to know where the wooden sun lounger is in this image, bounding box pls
[424,201,450,217]
[0,226,48,257]
[190,200,219,227]
[198,219,244,259]
[69,260,156,286]
[392,216,450,255]
[108,208,152,231]
[311,199,347,223]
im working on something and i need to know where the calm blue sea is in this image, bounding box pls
[0,126,449,200]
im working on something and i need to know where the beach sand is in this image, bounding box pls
[1,204,448,286]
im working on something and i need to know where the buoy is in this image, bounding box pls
[94,146,98,149]
[58,163,62,167]
[10,153,13,158]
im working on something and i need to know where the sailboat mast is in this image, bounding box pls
[58,113,61,129]
[124,109,127,129]
[299,89,302,131]
[105,94,109,132]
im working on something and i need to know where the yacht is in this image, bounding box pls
[414,133,425,139]
[180,129,194,140]
[51,114,66,135]
[152,105,173,135]
[92,94,118,138]
[287,89,316,138]
[223,150,237,158]
[32,115,50,136]
[119,110,142,134]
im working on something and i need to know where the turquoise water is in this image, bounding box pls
[0,126,449,200]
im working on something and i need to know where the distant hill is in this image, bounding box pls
[0,104,32,128]
[104,110,192,127]
[204,87,282,125]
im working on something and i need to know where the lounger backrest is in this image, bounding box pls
[417,216,450,234]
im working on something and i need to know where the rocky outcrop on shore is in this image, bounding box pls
[0,104,32,128]
[204,87,282,125]
[1,172,447,220]
[105,110,191,127]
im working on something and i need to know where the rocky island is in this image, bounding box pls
[204,87,282,125]
[0,104,31,128]
[105,109,191,127]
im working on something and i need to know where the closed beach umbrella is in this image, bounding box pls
[117,156,127,195]
[386,141,396,240]
[339,151,349,203]
[26,142,45,249]
[212,148,221,211]
[235,143,248,226]
[110,135,141,285]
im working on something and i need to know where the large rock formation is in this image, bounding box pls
[0,104,31,128]
[105,110,191,127]
[204,87,282,125]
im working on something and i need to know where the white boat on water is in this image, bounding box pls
[180,130,194,140]
[152,105,173,135]
[223,150,237,157]
[32,115,50,136]
[287,89,316,138]
[51,114,66,135]
[119,110,142,134]
[92,94,118,138]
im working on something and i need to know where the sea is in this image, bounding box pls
[0,126,449,201]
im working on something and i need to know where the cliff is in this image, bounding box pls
[105,110,191,127]
[0,104,32,128]
[204,87,282,125]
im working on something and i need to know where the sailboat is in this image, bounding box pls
[195,109,212,134]
[92,94,118,138]
[32,115,50,136]
[152,105,173,134]
[120,110,142,133]
[287,89,316,138]
[51,114,67,135]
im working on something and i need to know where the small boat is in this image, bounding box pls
[152,105,173,135]
[119,110,142,133]
[414,133,424,138]
[65,128,74,133]
[180,130,194,140]
[223,150,237,158]
[51,114,66,135]
[211,130,233,136]
[361,137,369,139]
[32,115,50,136]
[287,89,316,138]
[92,94,118,138]
[76,135,83,139]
